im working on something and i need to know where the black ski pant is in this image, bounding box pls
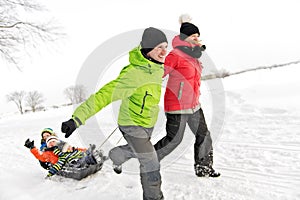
[154,108,213,165]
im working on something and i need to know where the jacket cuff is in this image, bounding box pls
[72,116,82,128]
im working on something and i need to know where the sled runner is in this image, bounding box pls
[56,161,104,180]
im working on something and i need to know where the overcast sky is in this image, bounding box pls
[1,0,300,114]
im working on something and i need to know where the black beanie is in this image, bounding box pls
[180,22,200,40]
[140,27,168,55]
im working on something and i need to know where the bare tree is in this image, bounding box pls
[202,60,300,81]
[6,90,26,114]
[0,0,63,69]
[25,90,44,112]
[64,85,87,104]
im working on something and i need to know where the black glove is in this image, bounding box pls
[61,119,77,138]
[24,138,34,149]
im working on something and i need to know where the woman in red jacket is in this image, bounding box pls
[154,15,220,177]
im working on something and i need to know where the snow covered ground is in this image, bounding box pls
[0,65,299,200]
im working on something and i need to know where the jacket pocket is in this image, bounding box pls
[177,82,184,100]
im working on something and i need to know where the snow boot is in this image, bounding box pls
[92,149,106,163]
[195,150,220,177]
[208,168,221,177]
[194,164,220,177]
[112,164,122,174]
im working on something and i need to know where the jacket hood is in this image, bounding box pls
[129,45,163,73]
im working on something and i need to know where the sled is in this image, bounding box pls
[56,161,104,180]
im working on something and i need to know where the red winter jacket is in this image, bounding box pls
[164,35,203,112]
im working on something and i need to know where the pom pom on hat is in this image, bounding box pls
[179,14,192,24]
[46,136,59,146]
[179,14,200,40]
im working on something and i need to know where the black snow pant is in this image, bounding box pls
[109,126,164,200]
[154,108,213,165]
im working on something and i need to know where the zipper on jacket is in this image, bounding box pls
[148,64,152,74]
[178,82,184,100]
[140,91,152,114]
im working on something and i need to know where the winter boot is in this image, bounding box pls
[86,144,96,156]
[92,149,105,163]
[195,150,220,177]
[194,164,209,177]
[194,164,220,177]
[112,164,122,174]
[208,168,221,177]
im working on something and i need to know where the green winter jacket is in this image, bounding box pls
[72,46,164,128]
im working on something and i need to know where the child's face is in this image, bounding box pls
[47,140,57,148]
[42,132,51,141]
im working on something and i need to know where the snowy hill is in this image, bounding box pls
[0,66,299,200]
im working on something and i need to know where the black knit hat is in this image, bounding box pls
[141,27,168,54]
[180,22,200,40]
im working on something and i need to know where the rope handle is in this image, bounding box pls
[98,126,118,149]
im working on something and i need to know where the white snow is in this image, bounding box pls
[0,65,300,200]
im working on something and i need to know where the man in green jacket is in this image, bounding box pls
[61,27,168,200]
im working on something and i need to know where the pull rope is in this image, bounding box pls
[98,126,118,149]
[115,136,123,145]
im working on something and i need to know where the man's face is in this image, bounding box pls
[147,42,168,63]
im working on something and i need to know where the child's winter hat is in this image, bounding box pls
[46,136,59,146]
[140,27,168,54]
[41,128,54,137]
[179,14,200,40]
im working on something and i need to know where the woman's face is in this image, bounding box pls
[42,132,51,141]
[147,42,168,63]
[185,33,200,44]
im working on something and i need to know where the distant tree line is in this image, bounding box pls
[5,60,300,114]
[63,85,87,105]
[6,85,86,114]
[6,90,44,114]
